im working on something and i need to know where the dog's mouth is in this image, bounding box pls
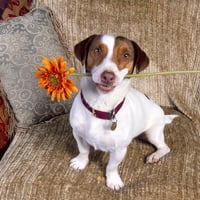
[96,83,115,92]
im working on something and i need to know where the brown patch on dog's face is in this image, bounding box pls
[86,36,135,74]
[112,37,135,73]
[74,34,149,74]
[86,36,108,72]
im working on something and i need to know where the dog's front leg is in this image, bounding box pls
[70,133,90,170]
[106,148,127,190]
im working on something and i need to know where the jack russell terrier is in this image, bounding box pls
[69,34,177,190]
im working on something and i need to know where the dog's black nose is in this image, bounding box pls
[101,71,116,85]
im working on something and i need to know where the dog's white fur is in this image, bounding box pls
[69,34,177,190]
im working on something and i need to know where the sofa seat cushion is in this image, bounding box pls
[0,108,199,200]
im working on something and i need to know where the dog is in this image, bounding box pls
[69,34,177,190]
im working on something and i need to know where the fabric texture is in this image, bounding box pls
[0,0,34,20]
[0,0,9,16]
[0,109,199,200]
[0,7,73,128]
[0,91,9,152]
[0,86,16,157]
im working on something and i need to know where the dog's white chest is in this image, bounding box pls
[70,91,140,152]
[72,114,121,151]
[87,126,116,151]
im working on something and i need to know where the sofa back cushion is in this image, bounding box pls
[40,0,199,125]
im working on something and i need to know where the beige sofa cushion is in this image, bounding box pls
[0,108,199,199]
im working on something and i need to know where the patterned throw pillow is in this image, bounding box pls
[0,7,73,128]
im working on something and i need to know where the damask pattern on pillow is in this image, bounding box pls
[0,7,73,128]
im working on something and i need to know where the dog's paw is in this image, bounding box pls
[146,147,170,164]
[106,174,124,191]
[146,153,160,164]
[69,154,89,170]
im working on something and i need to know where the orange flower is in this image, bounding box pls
[35,56,78,102]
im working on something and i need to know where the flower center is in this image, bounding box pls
[49,75,60,87]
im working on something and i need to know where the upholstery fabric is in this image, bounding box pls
[0,0,9,17]
[0,7,73,128]
[0,0,34,20]
[0,92,9,152]
[0,87,16,157]
[0,109,199,200]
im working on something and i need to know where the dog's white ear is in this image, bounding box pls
[74,35,97,65]
[164,114,178,124]
[131,41,149,73]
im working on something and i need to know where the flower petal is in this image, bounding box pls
[60,61,67,73]
[65,67,75,76]
[37,66,47,73]
[51,57,59,72]
[61,91,66,101]
[42,57,52,71]
[58,56,64,66]
[71,85,78,92]
[57,90,61,102]
[51,90,57,101]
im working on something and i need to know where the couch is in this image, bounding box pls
[0,0,199,199]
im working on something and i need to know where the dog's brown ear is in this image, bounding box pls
[132,41,149,73]
[74,34,97,65]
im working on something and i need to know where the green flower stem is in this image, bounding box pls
[70,70,200,78]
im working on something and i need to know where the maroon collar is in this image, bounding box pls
[80,90,125,120]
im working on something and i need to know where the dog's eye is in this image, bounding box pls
[95,47,101,55]
[123,52,129,58]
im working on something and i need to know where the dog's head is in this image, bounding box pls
[74,34,149,92]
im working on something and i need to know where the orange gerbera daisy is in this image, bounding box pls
[35,56,78,102]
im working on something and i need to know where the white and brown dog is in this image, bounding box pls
[69,34,177,190]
